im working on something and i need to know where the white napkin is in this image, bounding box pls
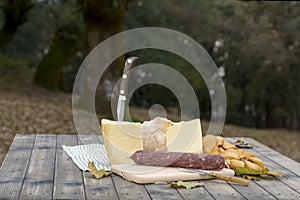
[62,144,111,171]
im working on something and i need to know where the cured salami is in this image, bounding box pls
[131,150,225,170]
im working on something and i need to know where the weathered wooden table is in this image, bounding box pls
[0,134,300,199]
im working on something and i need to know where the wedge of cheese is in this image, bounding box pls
[166,119,202,154]
[101,119,143,165]
[101,118,203,165]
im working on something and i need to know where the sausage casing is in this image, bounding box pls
[131,150,225,170]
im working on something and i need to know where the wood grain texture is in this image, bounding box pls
[1,135,300,200]
[20,134,56,199]
[79,134,119,200]
[203,180,246,200]
[8,134,36,151]
[53,135,85,199]
[251,177,300,199]
[98,135,104,144]
[176,184,214,200]
[78,134,100,145]
[84,172,119,200]
[145,184,183,200]
[0,134,35,199]
[253,154,300,196]
[112,174,150,200]
[0,135,35,179]
[247,142,300,197]
[228,181,275,200]
[98,134,151,200]
[247,138,300,176]
[226,138,300,199]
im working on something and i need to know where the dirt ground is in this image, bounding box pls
[1,85,300,165]
[0,85,77,164]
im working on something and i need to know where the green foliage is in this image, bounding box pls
[1,0,300,129]
[0,53,30,88]
[0,0,34,48]
[124,0,300,129]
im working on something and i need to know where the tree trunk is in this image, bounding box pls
[80,0,126,116]
[81,0,125,52]
[0,0,34,48]
[0,25,18,48]
[33,0,82,91]
[34,35,79,90]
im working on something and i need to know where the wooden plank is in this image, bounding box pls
[176,184,214,200]
[84,173,119,200]
[100,134,183,199]
[99,134,240,199]
[247,138,300,176]
[228,181,276,200]
[0,135,36,178]
[53,135,85,199]
[20,134,57,199]
[97,134,104,144]
[99,134,184,200]
[78,135,119,200]
[252,154,300,197]
[203,180,246,199]
[250,177,300,199]
[8,134,36,151]
[226,138,300,199]
[241,139,300,197]
[0,180,23,200]
[181,143,246,200]
[0,150,33,181]
[0,134,35,199]
[112,174,150,200]
[241,140,300,194]
[78,134,100,145]
[144,184,183,200]
[2,135,299,199]
[221,138,276,199]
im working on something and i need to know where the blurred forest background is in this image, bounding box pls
[0,0,300,163]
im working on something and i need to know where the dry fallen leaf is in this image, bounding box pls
[88,161,111,179]
[168,181,204,189]
[233,138,253,148]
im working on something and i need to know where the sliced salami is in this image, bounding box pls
[131,150,225,170]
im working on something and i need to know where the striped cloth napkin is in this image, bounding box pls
[62,144,111,171]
